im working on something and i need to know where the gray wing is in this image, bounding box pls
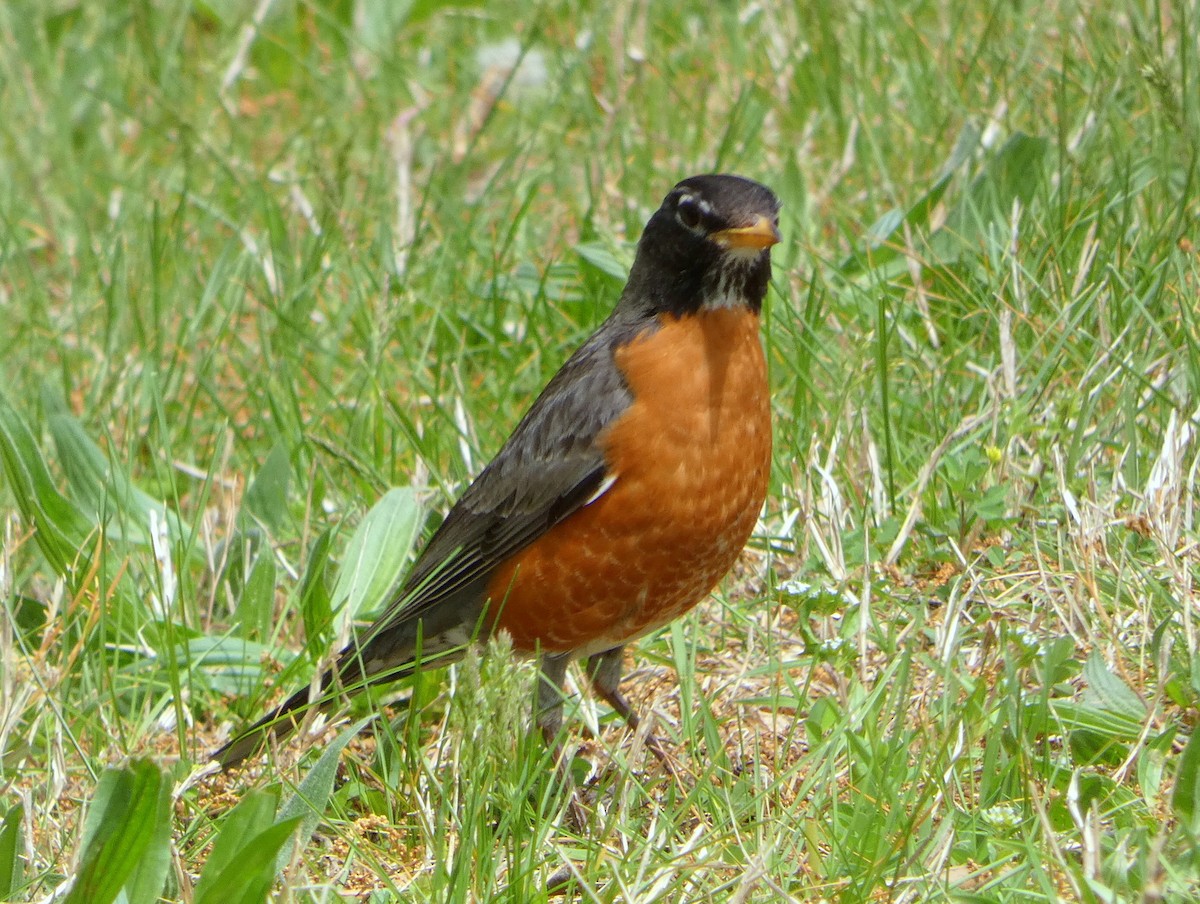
[352,311,651,656]
[212,311,656,768]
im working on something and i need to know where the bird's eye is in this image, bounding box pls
[675,197,704,232]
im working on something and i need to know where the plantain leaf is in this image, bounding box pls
[194,814,303,904]
[0,804,25,899]
[0,391,95,577]
[839,129,1049,278]
[331,487,423,628]
[237,549,278,641]
[276,716,375,868]
[242,442,292,536]
[1081,650,1147,719]
[65,760,171,904]
[194,787,283,904]
[574,240,632,281]
[41,389,189,547]
[1172,727,1200,835]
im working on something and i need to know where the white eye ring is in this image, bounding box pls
[675,194,710,232]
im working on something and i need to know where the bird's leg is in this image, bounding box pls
[536,651,571,748]
[585,646,673,770]
[536,651,589,828]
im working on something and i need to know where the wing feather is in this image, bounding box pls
[356,312,652,646]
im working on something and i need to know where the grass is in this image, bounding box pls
[1,0,1198,900]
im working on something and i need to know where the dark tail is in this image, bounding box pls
[211,671,335,769]
[211,626,474,768]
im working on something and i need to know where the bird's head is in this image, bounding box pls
[621,174,781,318]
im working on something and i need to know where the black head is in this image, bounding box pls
[619,174,781,319]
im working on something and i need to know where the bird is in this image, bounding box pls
[213,173,780,770]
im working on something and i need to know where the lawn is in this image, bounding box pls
[0,1,1197,901]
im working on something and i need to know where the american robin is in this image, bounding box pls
[214,173,780,769]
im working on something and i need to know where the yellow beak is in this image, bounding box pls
[712,215,782,250]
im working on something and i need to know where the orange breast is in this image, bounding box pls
[485,307,771,657]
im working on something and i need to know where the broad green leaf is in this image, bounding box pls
[1081,650,1147,719]
[331,487,423,627]
[248,9,300,89]
[839,130,1049,278]
[1173,727,1200,834]
[299,525,337,651]
[356,0,410,53]
[846,183,950,276]
[971,483,1011,524]
[838,122,979,276]
[43,3,82,45]
[121,772,174,904]
[193,787,280,903]
[404,0,487,27]
[806,696,841,743]
[358,0,488,50]
[937,132,1049,255]
[65,760,171,904]
[219,528,265,603]
[276,716,374,868]
[1049,700,1144,741]
[178,634,285,697]
[574,241,632,281]
[42,388,193,549]
[242,442,292,536]
[1040,635,1078,687]
[193,815,303,904]
[0,392,95,577]
[191,0,240,25]
[0,804,24,899]
[1138,729,1175,807]
[237,549,278,641]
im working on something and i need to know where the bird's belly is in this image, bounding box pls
[486,308,771,656]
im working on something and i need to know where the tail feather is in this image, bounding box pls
[211,673,333,769]
[211,624,476,769]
